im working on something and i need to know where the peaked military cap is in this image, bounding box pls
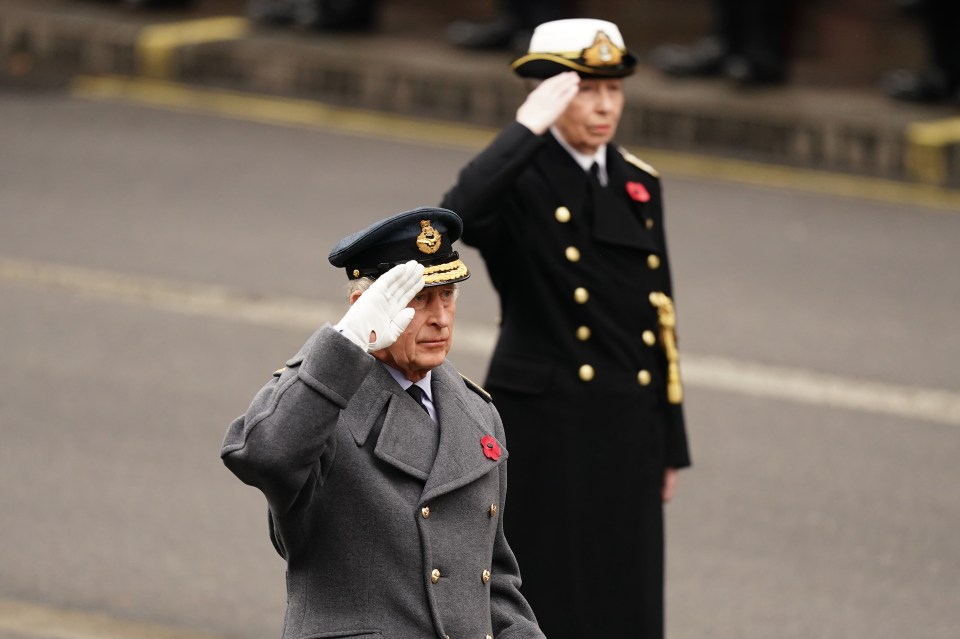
[328,207,470,287]
[512,18,637,79]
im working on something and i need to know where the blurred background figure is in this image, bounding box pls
[650,0,794,86]
[111,0,195,6]
[246,0,377,31]
[446,0,578,51]
[881,0,960,103]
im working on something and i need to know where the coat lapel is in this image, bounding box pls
[343,363,440,482]
[538,134,591,216]
[589,148,658,252]
[420,362,507,504]
[537,136,657,253]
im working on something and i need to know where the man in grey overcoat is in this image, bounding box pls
[221,207,546,639]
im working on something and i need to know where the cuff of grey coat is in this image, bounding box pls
[295,325,375,407]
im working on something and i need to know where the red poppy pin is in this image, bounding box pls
[626,181,650,202]
[480,435,502,461]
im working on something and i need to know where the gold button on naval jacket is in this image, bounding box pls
[555,206,571,223]
[642,330,656,346]
[431,569,441,584]
[637,370,652,386]
[565,246,581,262]
[645,218,654,229]
[647,254,661,270]
[574,287,589,304]
[482,569,491,584]
[421,506,430,519]
[579,364,595,382]
[576,325,591,341]
[489,503,498,517]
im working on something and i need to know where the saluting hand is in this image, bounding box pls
[338,261,425,352]
[516,71,580,135]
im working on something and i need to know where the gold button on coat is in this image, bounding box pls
[421,506,430,519]
[576,325,591,341]
[647,254,661,270]
[489,503,498,517]
[482,569,491,584]
[642,330,656,346]
[431,569,441,583]
[565,246,581,262]
[637,370,652,386]
[555,206,571,223]
[645,218,654,229]
[574,287,589,304]
[579,364,595,382]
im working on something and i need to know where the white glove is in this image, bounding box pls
[515,71,580,135]
[337,261,425,352]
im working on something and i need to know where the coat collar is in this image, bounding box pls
[341,360,507,497]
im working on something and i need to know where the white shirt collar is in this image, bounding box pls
[550,127,607,183]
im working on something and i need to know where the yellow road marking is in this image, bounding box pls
[0,598,230,639]
[69,74,960,212]
[906,116,960,185]
[138,17,250,79]
[4,255,960,427]
[70,74,496,151]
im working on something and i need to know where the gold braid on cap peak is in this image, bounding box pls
[510,53,630,75]
[423,259,469,284]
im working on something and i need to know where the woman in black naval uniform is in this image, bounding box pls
[440,18,692,639]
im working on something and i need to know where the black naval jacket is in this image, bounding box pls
[440,122,692,638]
[442,121,691,470]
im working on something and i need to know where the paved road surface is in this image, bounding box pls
[1,84,959,639]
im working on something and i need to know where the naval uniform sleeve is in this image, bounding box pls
[220,325,375,517]
[440,121,546,247]
[646,177,693,469]
[487,405,548,639]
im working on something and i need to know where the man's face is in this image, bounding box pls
[554,77,624,155]
[371,284,457,382]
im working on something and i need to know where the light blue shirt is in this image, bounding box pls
[384,365,437,425]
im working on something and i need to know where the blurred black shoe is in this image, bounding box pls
[723,54,787,87]
[446,17,529,51]
[248,0,376,30]
[651,37,729,77]
[881,68,958,103]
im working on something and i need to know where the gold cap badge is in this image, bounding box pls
[416,220,441,254]
[583,31,623,67]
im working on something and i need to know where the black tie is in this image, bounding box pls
[589,161,604,188]
[406,384,429,414]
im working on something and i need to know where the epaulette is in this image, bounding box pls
[617,146,660,178]
[461,373,493,402]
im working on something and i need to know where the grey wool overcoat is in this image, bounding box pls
[221,326,545,639]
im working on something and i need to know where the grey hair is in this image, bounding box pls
[346,276,376,301]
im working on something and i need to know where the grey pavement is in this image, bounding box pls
[2,0,960,186]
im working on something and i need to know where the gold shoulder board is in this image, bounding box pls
[461,374,493,402]
[617,146,660,177]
